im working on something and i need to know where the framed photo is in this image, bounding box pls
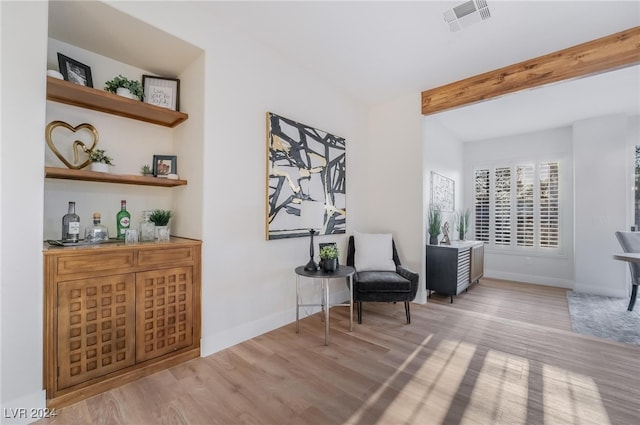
[153,155,177,178]
[430,171,455,212]
[57,53,93,87]
[142,75,180,111]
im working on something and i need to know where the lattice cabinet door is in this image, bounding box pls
[136,267,193,362]
[57,274,136,390]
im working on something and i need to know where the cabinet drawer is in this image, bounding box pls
[137,246,194,267]
[57,252,134,276]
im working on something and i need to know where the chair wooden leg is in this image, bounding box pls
[404,301,411,324]
[628,284,638,311]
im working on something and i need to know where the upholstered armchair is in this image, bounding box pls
[614,231,639,311]
[347,234,419,324]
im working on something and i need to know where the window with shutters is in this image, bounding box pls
[473,161,561,251]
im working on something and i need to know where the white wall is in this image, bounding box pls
[1,1,48,420]
[422,117,465,301]
[574,114,628,297]
[463,126,575,287]
[366,94,425,302]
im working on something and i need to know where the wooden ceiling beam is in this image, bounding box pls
[421,26,640,116]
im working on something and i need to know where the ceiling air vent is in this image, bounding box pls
[443,0,491,32]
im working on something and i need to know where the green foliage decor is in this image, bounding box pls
[89,149,114,165]
[456,208,471,239]
[428,206,442,237]
[104,75,144,100]
[319,244,339,260]
[140,164,153,176]
[149,209,172,226]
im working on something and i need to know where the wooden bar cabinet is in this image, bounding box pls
[43,237,201,408]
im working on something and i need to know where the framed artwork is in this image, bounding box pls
[57,53,93,87]
[142,75,180,111]
[153,155,177,177]
[266,112,346,240]
[431,171,455,212]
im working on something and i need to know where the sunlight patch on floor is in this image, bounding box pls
[462,350,529,425]
[542,364,610,425]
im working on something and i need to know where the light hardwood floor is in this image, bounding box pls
[38,278,640,425]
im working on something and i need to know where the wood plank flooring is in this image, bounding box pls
[37,279,640,425]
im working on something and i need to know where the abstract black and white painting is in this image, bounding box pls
[266,112,346,240]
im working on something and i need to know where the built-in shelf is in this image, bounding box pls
[45,167,187,187]
[46,77,188,128]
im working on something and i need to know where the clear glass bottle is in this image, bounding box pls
[116,200,131,240]
[140,210,155,242]
[84,212,109,243]
[61,201,80,243]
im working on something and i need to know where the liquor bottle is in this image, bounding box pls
[116,200,131,240]
[84,212,109,243]
[61,201,80,243]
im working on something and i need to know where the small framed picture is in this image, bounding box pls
[142,75,180,111]
[153,155,177,177]
[57,53,93,88]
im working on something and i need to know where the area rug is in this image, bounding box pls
[566,291,640,346]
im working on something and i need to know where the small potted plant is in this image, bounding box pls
[456,208,471,241]
[428,205,442,245]
[140,164,153,176]
[149,209,172,242]
[104,74,143,100]
[88,149,114,172]
[319,244,339,272]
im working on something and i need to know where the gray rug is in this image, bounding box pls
[566,291,640,346]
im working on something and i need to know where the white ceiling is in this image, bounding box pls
[51,1,640,140]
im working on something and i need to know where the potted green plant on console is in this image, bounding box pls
[456,208,471,241]
[104,74,144,100]
[149,209,172,242]
[428,205,442,245]
[319,244,339,272]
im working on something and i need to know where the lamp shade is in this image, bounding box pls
[299,200,325,231]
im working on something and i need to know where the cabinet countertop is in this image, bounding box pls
[43,236,201,253]
[428,240,484,250]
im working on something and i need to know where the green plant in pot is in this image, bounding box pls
[149,209,172,241]
[456,208,471,241]
[319,244,339,272]
[428,205,442,245]
[140,164,153,176]
[104,74,143,100]
[88,149,114,172]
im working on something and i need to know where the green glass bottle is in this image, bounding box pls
[116,199,131,240]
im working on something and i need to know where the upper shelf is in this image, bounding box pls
[46,77,188,128]
[45,167,188,187]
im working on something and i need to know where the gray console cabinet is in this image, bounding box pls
[426,241,484,302]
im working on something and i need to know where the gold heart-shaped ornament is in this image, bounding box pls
[45,121,99,169]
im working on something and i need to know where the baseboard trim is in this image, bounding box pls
[484,270,574,289]
[201,288,350,357]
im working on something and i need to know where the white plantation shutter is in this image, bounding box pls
[473,161,560,252]
[474,169,490,242]
[539,162,560,248]
[494,167,511,246]
[516,164,535,247]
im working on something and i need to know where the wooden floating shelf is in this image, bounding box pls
[45,167,187,187]
[46,77,188,128]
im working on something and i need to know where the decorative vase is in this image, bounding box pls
[140,211,155,242]
[155,225,170,242]
[322,258,338,273]
[90,162,109,173]
[459,230,465,241]
[429,235,439,245]
[116,87,136,99]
